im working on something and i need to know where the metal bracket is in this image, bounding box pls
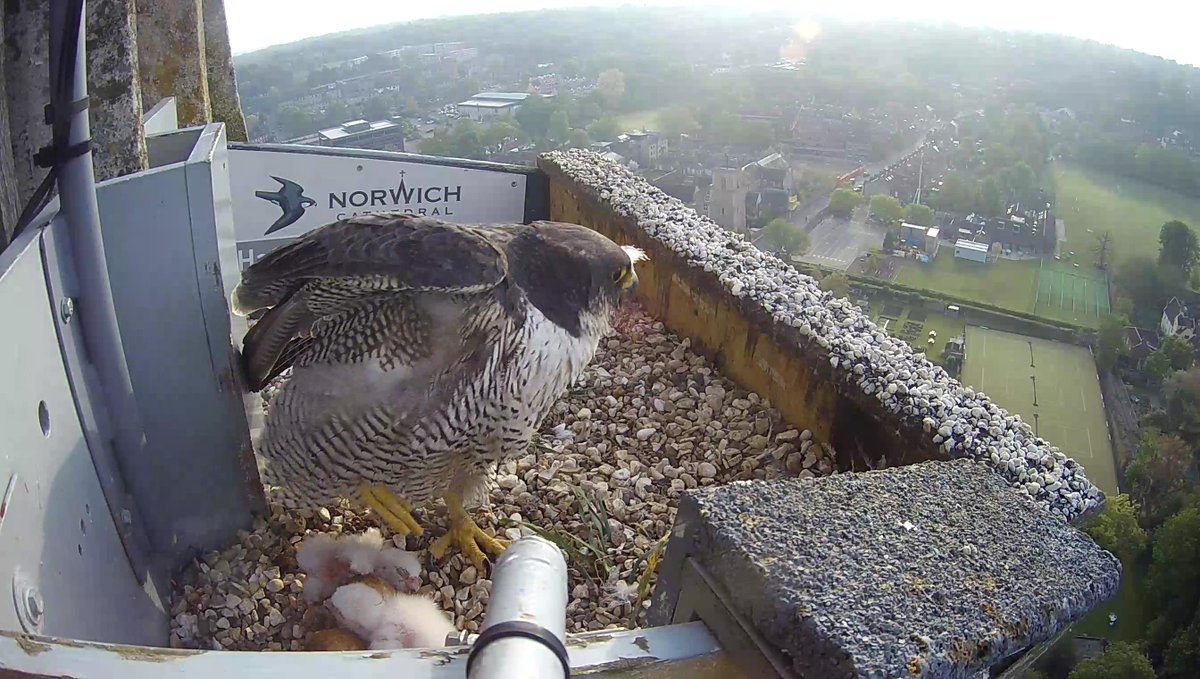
[669,558,797,679]
[39,219,158,589]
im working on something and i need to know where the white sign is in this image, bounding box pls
[228,147,528,270]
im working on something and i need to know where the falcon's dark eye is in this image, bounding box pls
[612,266,628,283]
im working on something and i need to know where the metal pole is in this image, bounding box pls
[49,0,148,539]
[468,536,570,679]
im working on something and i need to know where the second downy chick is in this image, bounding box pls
[327,575,456,650]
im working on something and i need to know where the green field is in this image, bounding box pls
[961,326,1117,495]
[894,252,1109,328]
[616,108,665,132]
[1033,260,1111,325]
[1054,162,1200,265]
[896,252,1039,311]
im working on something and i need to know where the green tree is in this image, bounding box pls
[1094,230,1114,271]
[1159,221,1199,277]
[362,95,390,120]
[1003,161,1038,205]
[762,218,809,255]
[1163,334,1195,371]
[1116,255,1186,314]
[277,106,311,139]
[323,100,350,128]
[829,188,864,219]
[515,95,557,140]
[1145,499,1200,657]
[1096,313,1129,371]
[978,176,1005,216]
[1166,367,1200,442]
[567,128,591,149]
[596,68,626,110]
[586,116,621,141]
[1083,494,1148,564]
[869,195,903,226]
[704,112,743,142]
[449,118,485,159]
[1068,642,1155,679]
[864,249,883,275]
[903,203,935,226]
[1163,608,1200,679]
[820,272,850,298]
[548,110,570,144]
[930,174,978,215]
[1125,429,1194,527]
[482,121,522,148]
[658,105,700,136]
[1147,349,1174,382]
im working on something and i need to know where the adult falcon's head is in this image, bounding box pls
[505,221,648,339]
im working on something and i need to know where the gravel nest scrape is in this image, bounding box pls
[541,148,1104,523]
[170,304,838,650]
[675,458,1122,678]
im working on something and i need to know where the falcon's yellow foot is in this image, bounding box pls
[359,484,424,538]
[429,492,509,570]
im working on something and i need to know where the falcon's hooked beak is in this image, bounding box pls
[619,245,647,301]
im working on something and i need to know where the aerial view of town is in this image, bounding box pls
[0,3,1197,678]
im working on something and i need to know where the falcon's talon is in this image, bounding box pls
[359,484,424,538]
[429,492,509,570]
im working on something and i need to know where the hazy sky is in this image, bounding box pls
[225,1,1200,67]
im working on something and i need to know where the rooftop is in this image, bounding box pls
[457,99,524,109]
[955,239,990,253]
[316,119,398,140]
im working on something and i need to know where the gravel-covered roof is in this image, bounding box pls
[669,459,1121,678]
[540,148,1105,522]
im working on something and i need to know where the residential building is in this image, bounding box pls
[743,152,793,192]
[1162,296,1190,337]
[617,131,669,169]
[740,152,795,223]
[1123,326,1161,370]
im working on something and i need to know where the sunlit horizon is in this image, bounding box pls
[226,0,1200,67]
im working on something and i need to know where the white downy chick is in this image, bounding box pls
[296,528,421,603]
[327,575,456,650]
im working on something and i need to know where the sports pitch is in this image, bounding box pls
[1034,260,1111,325]
[960,326,1117,495]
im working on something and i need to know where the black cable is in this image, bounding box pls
[5,0,87,249]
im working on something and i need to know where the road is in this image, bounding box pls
[797,216,886,271]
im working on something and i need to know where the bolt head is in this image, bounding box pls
[59,297,75,323]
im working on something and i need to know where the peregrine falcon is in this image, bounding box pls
[231,213,646,568]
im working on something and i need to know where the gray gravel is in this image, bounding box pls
[656,459,1121,678]
[541,149,1104,522]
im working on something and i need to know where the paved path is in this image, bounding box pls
[798,217,886,270]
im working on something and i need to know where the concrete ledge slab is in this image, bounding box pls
[650,459,1120,678]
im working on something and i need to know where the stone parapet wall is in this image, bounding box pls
[538,149,1105,523]
[0,0,245,247]
[648,459,1121,677]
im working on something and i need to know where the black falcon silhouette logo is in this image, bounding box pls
[255,175,316,235]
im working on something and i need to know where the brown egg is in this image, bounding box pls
[347,573,398,598]
[306,628,368,651]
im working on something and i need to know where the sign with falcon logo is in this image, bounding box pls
[229,146,528,270]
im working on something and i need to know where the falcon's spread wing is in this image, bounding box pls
[234,214,522,392]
